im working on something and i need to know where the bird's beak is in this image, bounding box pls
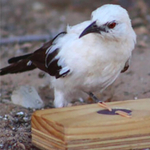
[79,21,106,38]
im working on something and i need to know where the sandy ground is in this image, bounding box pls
[0,0,150,149]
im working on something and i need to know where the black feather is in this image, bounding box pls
[0,59,36,75]
[8,54,32,64]
[0,31,68,77]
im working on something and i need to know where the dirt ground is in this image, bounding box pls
[0,0,150,149]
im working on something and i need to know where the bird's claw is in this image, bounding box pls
[115,110,131,118]
[97,102,112,111]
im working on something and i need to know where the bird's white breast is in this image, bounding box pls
[52,30,133,93]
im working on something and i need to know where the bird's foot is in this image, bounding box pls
[97,101,112,111]
[97,102,131,118]
[88,92,112,111]
[115,110,131,118]
[88,92,131,117]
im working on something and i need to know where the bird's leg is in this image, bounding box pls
[88,92,112,111]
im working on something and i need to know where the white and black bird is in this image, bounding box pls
[0,4,136,109]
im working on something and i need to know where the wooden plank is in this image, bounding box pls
[32,98,150,150]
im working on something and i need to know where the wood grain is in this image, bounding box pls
[32,98,150,150]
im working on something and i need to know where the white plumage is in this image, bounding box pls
[49,4,136,107]
[0,4,136,108]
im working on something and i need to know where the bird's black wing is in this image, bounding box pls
[121,59,130,73]
[29,32,70,78]
[0,59,36,75]
[0,32,70,78]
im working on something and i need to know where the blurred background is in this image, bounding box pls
[0,0,150,149]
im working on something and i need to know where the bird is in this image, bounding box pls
[0,4,136,111]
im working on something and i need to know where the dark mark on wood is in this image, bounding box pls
[97,108,132,116]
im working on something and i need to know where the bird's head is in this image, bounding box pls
[79,4,135,41]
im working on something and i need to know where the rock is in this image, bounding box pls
[11,85,44,109]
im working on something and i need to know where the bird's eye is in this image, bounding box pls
[108,22,116,29]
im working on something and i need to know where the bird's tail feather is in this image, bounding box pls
[0,32,67,76]
[8,54,32,64]
[0,54,36,75]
